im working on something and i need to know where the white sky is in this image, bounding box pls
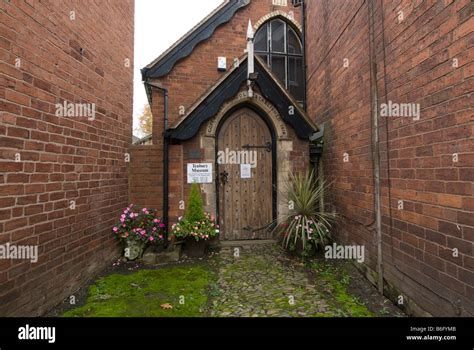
[133,0,223,137]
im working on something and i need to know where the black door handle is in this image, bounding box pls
[219,171,229,185]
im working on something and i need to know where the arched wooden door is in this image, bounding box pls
[217,108,274,240]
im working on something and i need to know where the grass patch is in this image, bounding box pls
[63,265,213,317]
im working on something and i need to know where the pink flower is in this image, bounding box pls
[149,236,154,242]
[159,235,163,239]
[153,219,160,223]
[113,227,118,232]
[152,227,157,231]
[159,223,165,228]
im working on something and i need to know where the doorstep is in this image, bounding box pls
[218,239,276,247]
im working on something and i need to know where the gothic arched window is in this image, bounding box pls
[254,18,304,103]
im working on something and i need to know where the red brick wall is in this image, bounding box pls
[306,0,473,316]
[0,0,134,316]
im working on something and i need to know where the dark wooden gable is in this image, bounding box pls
[170,57,316,141]
[141,0,250,80]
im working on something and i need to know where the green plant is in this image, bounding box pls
[112,205,165,244]
[185,183,206,222]
[171,212,219,242]
[171,184,219,242]
[275,170,335,251]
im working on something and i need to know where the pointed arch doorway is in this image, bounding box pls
[216,106,276,240]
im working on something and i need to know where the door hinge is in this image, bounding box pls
[242,141,272,152]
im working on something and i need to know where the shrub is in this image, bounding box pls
[171,212,219,242]
[112,205,165,245]
[185,183,206,222]
[275,170,335,252]
[171,184,219,241]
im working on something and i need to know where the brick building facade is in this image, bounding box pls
[306,0,473,316]
[133,0,315,240]
[0,0,134,316]
[134,0,472,316]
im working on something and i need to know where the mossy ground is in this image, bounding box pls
[63,264,213,317]
[308,261,373,317]
[61,244,402,317]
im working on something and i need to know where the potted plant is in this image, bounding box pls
[275,170,335,259]
[171,183,219,258]
[112,205,165,260]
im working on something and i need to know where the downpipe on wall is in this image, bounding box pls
[144,81,170,249]
[368,0,384,294]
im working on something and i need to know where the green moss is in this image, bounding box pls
[63,265,213,317]
[310,261,374,317]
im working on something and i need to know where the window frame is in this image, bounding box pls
[254,19,304,103]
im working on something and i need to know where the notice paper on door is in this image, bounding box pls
[241,164,252,179]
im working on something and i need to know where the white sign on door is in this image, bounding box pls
[240,164,252,179]
[187,163,213,184]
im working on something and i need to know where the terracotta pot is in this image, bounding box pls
[185,237,206,258]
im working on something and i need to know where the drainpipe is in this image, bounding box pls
[291,0,307,109]
[368,0,384,294]
[144,81,170,249]
[295,0,307,110]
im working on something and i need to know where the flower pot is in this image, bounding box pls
[124,239,146,261]
[185,237,206,258]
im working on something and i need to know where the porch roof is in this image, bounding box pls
[169,55,318,141]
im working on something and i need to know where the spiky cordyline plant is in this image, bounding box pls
[274,170,335,251]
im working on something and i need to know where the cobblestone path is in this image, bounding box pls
[207,243,404,317]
